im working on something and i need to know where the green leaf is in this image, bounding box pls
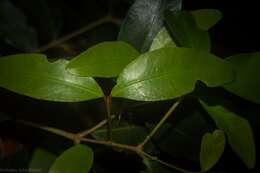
[0,54,103,102]
[190,9,222,31]
[49,145,94,173]
[200,129,225,171]
[29,148,56,173]
[0,0,38,51]
[118,0,182,52]
[66,41,139,77]
[200,100,256,169]
[141,158,173,173]
[223,52,260,104]
[112,47,233,101]
[92,120,148,145]
[165,10,211,51]
[149,27,176,51]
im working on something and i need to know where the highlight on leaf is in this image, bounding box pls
[66,41,140,78]
[112,47,234,101]
[0,53,104,102]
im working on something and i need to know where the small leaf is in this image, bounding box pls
[66,41,139,77]
[223,52,260,104]
[165,10,211,51]
[49,145,94,173]
[29,148,56,173]
[151,111,211,162]
[118,0,182,52]
[112,47,233,101]
[149,27,176,51]
[190,9,222,30]
[200,100,256,169]
[200,129,225,171]
[0,54,103,102]
[0,0,38,51]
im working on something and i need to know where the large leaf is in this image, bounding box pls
[49,145,93,173]
[0,54,103,102]
[112,47,233,101]
[66,41,139,77]
[29,148,56,173]
[165,10,211,51]
[190,9,222,31]
[149,27,176,51]
[200,100,256,169]
[200,129,225,171]
[0,0,38,51]
[92,120,148,145]
[118,0,182,52]
[223,52,260,104]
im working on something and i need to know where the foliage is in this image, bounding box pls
[0,0,257,173]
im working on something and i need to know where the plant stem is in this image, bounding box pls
[16,118,199,173]
[138,99,181,148]
[81,138,137,152]
[104,95,112,140]
[78,115,116,137]
[16,119,75,140]
[142,152,201,173]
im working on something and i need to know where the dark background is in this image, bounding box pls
[0,0,259,172]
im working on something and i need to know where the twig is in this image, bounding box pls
[104,96,112,140]
[16,118,200,173]
[142,152,201,173]
[138,99,181,148]
[81,138,137,152]
[77,115,116,137]
[16,119,75,141]
[34,15,122,53]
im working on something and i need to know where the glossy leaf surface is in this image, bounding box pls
[118,0,182,52]
[29,148,56,173]
[191,9,222,30]
[49,145,93,173]
[149,27,176,51]
[200,130,225,171]
[0,54,103,102]
[223,52,260,104]
[200,100,256,169]
[66,41,139,77]
[112,47,233,101]
[165,11,211,51]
